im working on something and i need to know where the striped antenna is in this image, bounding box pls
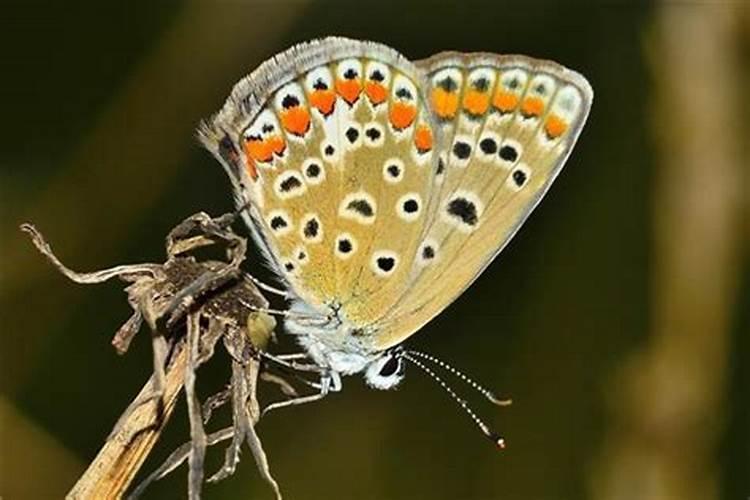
[401,352,506,450]
[406,350,512,406]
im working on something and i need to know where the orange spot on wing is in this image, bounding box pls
[280,107,311,136]
[309,90,336,116]
[544,114,567,139]
[520,97,544,118]
[431,88,459,118]
[365,81,388,105]
[266,135,286,156]
[245,157,258,180]
[493,91,518,113]
[245,135,286,163]
[414,124,433,153]
[335,79,362,105]
[389,102,417,130]
[463,90,490,116]
[245,138,273,163]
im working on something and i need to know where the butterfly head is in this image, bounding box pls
[364,347,406,390]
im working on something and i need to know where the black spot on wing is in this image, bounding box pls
[479,138,497,155]
[447,198,478,226]
[376,257,395,272]
[472,77,490,92]
[346,199,374,217]
[499,145,518,163]
[438,77,457,92]
[305,162,321,178]
[281,95,300,109]
[403,199,419,213]
[453,141,472,160]
[365,127,381,141]
[395,87,413,100]
[279,176,302,193]
[270,216,287,231]
[338,238,353,253]
[512,169,527,187]
[303,218,319,238]
[345,127,360,143]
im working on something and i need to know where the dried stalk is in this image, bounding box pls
[67,341,189,499]
[22,212,284,499]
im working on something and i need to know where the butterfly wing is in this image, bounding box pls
[371,52,593,349]
[199,38,440,323]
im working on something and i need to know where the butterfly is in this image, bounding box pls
[199,37,592,446]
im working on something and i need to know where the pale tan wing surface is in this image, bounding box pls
[199,37,439,323]
[372,52,593,349]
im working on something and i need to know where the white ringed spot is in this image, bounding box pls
[507,163,531,192]
[339,191,377,225]
[334,233,358,259]
[396,192,422,222]
[441,190,484,233]
[300,213,323,243]
[417,239,439,267]
[371,249,399,277]
[302,157,326,185]
[273,170,306,200]
[383,158,405,184]
[266,209,293,236]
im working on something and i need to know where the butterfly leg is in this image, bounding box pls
[260,370,340,418]
[272,353,309,361]
[261,351,327,373]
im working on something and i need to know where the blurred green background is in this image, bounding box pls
[1,1,747,499]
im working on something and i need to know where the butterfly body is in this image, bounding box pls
[200,37,592,391]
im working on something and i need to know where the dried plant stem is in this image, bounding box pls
[67,341,187,499]
[25,213,283,499]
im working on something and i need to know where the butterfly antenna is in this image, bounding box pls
[402,352,506,450]
[406,350,512,406]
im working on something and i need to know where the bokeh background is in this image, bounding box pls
[1,1,748,499]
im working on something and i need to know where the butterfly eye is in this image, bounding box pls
[379,355,400,377]
[365,351,405,390]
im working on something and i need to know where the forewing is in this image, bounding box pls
[372,52,593,349]
[199,38,439,322]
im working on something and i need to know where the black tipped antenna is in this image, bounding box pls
[401,352,506,450]
[406,350,512,406]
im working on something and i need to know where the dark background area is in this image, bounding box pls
[1,1,747,499]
